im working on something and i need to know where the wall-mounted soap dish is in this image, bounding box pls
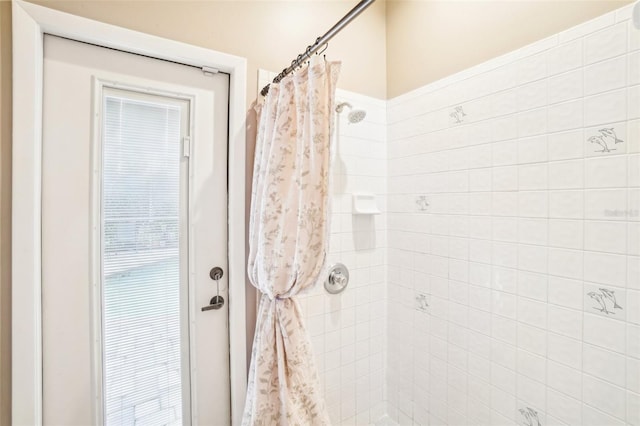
[353,193,381,215]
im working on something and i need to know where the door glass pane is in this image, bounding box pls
[102,93,185,425]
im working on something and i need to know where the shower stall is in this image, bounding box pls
[296,2,640,425]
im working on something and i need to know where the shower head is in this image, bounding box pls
[335,102,367,124]
[347,109,366,123]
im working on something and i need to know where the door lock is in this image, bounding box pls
[202,267,225,311]
[209,267,224,281]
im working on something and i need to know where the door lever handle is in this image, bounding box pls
[201,295,224,311]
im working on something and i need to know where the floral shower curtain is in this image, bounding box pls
[242,56,341,425]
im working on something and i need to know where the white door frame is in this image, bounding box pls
[11,1,247,424]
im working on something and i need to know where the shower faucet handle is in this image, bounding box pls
[332,271,347,287]
[325,263,349,294]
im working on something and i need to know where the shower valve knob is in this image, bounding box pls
[325,263,349,294]
[333,272,347,286]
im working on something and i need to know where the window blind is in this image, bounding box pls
[102,94,185,425]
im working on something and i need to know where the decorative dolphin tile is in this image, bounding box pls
[415,293,429,312]
[598,288,622,309]
[585,285,625,319]
[589,135,615,153]
[586,125,625,155]
[518,407,542,426]
[599,128,623,144]
[416,195,429,211]
[588,291,611,314]
[450,105,466,125]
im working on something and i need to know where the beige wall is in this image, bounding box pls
[386,0,634,99]
[29,0,388,102]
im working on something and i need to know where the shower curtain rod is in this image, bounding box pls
[260,0,376,97]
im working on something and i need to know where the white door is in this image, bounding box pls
[41,35,230,425]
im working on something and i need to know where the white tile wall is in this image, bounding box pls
[386,4,639,426]
[257,71,387,425]
[310,89,388,425]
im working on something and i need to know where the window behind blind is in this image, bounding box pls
[101,92,189,425]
